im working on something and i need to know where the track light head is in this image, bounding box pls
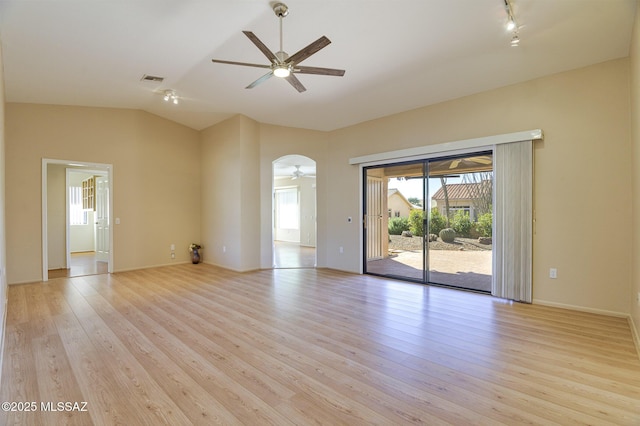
[162,89,179,105]
[504,0,521,47]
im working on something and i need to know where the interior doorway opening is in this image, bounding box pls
[272,155,317,268]
[42,159,113,281]
[364,152,493,292]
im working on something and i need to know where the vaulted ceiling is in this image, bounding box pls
[0,0,635,131]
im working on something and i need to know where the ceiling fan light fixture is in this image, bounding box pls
[510,34,520,47]
[273,66,291,78]
[210,1,345,92]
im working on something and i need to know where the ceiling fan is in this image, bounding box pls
[211,3,345,93]
[291,165,315,180]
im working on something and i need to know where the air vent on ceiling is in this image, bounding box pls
[141,74,164,83]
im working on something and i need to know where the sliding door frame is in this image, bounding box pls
[353,130,542,302]
[362,151,493,286]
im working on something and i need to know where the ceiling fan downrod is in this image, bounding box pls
[273,3,289,61]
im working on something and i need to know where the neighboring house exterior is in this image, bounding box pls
[387,188,421,218]
[431,182,490,221]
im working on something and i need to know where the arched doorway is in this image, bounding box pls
[272,155,317,268]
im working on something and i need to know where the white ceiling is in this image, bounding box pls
[0,1,636,132]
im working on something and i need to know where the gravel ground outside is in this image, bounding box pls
[389,234,492,252]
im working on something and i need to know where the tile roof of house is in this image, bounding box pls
[432,182,488,200]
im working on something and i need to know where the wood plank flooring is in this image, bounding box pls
[1,264,639,425]
[48,252,108,280]
[273,241,316,268]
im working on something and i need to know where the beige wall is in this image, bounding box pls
[0,40,7,376]
[388,192,412,218]
[5,104,201,283]
[631,1,640,343]
[200,115,261,272]
[328,58,632,315]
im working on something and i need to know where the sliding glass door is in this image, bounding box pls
[363,152,493,292]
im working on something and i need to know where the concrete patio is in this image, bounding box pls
[366,249,492,292]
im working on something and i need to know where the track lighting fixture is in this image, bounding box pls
[504,0,520,47]
[163,89,179,105]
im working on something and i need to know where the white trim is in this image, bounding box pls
[629,316,640,360]
[41,160,47,281]
[65,169,70,269]
[42,158,114,282]
[349,129,543,165]
[357,166,364,274]
[535,299,639,360]
[533,298,629,318]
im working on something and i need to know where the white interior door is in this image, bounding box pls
[95,175,109,262]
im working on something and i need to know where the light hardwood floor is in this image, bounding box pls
[2,264,639,425]
[48,252,108,279]
[273,241,316,268]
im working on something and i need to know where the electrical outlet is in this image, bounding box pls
[339,246,344,254]
[223,245,226,253]
[170,244,175,251]
[549,268,557,279]
[171,253,175,259]
[637,292,640,305]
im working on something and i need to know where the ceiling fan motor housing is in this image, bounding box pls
[273,3,289,18]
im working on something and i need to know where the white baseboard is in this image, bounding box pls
[629,316,640,361]
[533,298,628,318]
[113,261,190,273]
[202,260,259,273]
[534,298,640,360]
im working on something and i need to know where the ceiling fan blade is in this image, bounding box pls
[211,59,271,69]
[295,65,345,76]
[473,156,493,164]
[242,31,278,63]
[286,36,331,65]
[284,74,306,93]
[246,72,274,89]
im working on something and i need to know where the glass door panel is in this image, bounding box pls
[364,162,425,282]
[427,154,493,292]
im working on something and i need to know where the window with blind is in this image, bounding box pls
[69,186,88,225]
